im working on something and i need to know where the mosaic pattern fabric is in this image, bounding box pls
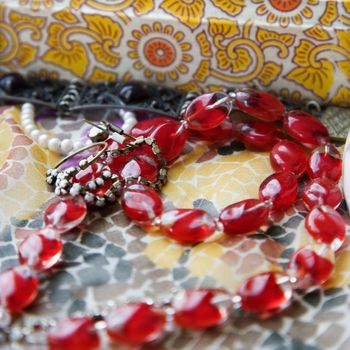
[1,106,350,349]
[1,0,350,106]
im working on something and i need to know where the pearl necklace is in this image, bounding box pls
[19,103,137,155]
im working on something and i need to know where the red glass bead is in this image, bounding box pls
[160,209,217,244]
[219,199,269,236]
[73,163,112,197]
[44,195,87,233]
[18,229,63,271]
[306,144,342,182]
[232,120,283,151]
[131,117,187,161]
[47,317,100,350]
[270,140,307,177]
[289,245,334,289]
[283,110,330,149]
[184,93,229,131]
[238,272,292,314]
[188,119,233,142]
[305,205,346,250]
[259,171,298,211]
[0,265,38,314]
[106,303,166,344]
[302,178,342,210]
[172,289,232,329]
[107,145,159,183]
[234,88,285,121]
[121,184,163,224]
[122,156,158,182]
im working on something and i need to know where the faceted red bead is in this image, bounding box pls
[306,144,342,182]
[131,117,187,161]
[18,229,63,271]
[238,272,292,314]
[0,265,38,314]
[305,205,346,250]
[172,289,232,329]
[106,303,166,344]
[232,120,283,151]
[47,317,100,350]
[188,119,233,142]
[107,145,159,183]
[283,110,330,149]
[219,199,269,236]
[160,209,217,244]
[121,184,163,224]
[184,93,229,131]
[73,163,112,197]
[259,171,298,211]
[289,246,334,288]
[302,178,342,210]
[73,162,103,185]
[234,88,285,121]
[270,140,307,177]
[44,195,87,233]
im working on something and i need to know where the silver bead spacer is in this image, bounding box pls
[79,159,88,169]
[87,181,97,191]
[84,193,95,203]
[95,177,105,186]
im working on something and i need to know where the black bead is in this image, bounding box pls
[119,81,151,103]
[0,73,28,94]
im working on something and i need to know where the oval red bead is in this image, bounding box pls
[184,92,228,131]
[302,178,342,210]
[73,163,112,197]
[283,110,330,149]
[48,317,100,350]
[219,199,269,236]
[0,265,38,314]
[305,205,346,250]
[259,171,298,211]
[289,246,334,288]
[44,195,87,233]
[232,120,283,151]
[238,272,292,314]
[106,303,166,344]
[188,119,233,143]
[18,230,63,271]
[131,117,187,161]
[172,289,232,329]
[306,144,342,182]
[107,145,159,183]
[235,88,285,121]
[270,140,307,177]
[121,184,163,224]
[160,209,217,244]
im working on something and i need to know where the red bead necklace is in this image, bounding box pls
[0,88,346,349]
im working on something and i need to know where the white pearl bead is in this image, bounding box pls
[30,129,41,141]
[21,116,33,125]
[73,141,83,150]
[21,107,32,114]
[24,125,36,134]
[123,111,136,120]
[86,139,93,145]
[22,103,33,110]
[21,113,33,121]
[48,138,61,153]
[38,134,49,148]
[60,139,73,155]
[22,120,34,128]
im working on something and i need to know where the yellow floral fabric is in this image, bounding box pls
[0,0,350,105]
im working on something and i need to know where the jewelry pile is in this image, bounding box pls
[0,81,346,349]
